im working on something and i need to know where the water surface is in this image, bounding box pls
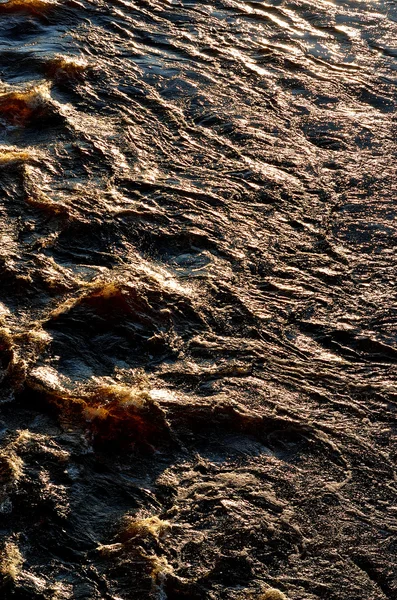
[0,1,396,598]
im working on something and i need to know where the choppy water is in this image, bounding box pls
[0,0,396,598]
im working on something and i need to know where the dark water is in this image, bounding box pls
[0,0,396,598]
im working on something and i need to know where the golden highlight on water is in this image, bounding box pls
[0,0,396,599]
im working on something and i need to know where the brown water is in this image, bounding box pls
[0,1,396,598]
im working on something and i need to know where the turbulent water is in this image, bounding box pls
[0,0,396,598]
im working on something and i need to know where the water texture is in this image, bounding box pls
[0,0,396,598]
